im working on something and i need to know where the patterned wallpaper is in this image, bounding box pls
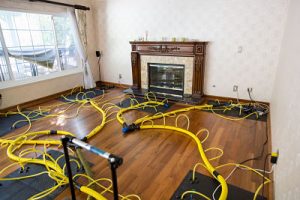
[271,0,300,198]
[92,0,289,101]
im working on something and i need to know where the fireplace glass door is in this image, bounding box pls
[148,63,184,97]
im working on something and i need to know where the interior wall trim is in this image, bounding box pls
[203,94,270,105]
[0,87,83,112]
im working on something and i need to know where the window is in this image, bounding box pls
[0,10,80,83]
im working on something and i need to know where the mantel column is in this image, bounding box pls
[192,55,204,98]
[131,52,141,89]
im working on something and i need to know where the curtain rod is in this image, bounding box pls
[28,0,90,11]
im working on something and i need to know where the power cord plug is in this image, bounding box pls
[271,150,279,164]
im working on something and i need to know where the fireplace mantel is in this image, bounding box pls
[130,41,207,100]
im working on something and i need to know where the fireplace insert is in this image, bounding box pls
[148,63,184,97]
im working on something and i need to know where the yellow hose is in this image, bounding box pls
[0,90,142,200]
[80,186,107,200]
[0,92,270,200]
[140,125,228,200]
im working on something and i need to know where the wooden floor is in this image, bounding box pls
[0,88,272,200]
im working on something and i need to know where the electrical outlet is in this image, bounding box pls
[271,149,279,164]
[119,74,122,79]
[233,85,238,92]
[96,51,100,57]
[247,87,253,93]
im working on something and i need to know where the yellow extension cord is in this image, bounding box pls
[116,97,271,200]
[0,90,270,200]
[0,91,146,200]
[116,103,228,200]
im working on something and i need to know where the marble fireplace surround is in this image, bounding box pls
[140,55,194,95]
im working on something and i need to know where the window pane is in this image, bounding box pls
[55,31,65,46]
[31,30,44,46]
[9,46,29,80]
[39,15,52,30]
[14,13,29,30]
[53,16,65,31]
[56,30,75,48]
[28,14,41,30]
[0,11,16,30]
[0,10,78,82]
[53,16,79,70]
[2,30,19,47]
[42,31,55,45]
[18,30,32,46]
[9,58,31,80]
[0,42,10,81]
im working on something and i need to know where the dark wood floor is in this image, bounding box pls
[0,89,272,200]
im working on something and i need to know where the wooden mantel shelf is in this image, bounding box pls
[130,41,208,99]
[130,41,207,57]
[130,41,208,44]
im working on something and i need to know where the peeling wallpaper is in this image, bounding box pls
[271,0,300,198]
[92,0,289,101]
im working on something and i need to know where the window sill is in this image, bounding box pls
[0,68,83,90]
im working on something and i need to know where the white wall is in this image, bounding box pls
[0,73,83,108]
[0,0,99,109]
[271,0,300,198]
[92,0,288,101]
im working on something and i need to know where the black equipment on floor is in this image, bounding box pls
[57,88,104,102]
[0,110,48,137]
[0,150,86,200]
[205,100,268,122]
[61,136,123,200]
[171,170,267,200]
[117,96,173,114]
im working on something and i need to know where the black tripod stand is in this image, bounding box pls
[61,136,123,200]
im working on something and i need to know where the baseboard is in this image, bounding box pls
[0,81,130,112]
[96,81,131,89]
[203,94,270,105]
[94,83,270,105]
[0,87,83,112]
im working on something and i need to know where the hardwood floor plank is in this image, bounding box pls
[0,88,272,200]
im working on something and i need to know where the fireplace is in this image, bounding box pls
[129,41,207,104]
[148,63,184,97]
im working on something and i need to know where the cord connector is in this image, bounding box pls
[164,103,170,108]
[122,123,140,134]
[271,150,279,164]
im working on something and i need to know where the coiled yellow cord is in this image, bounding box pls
[0,90,271,200]
[180,190,211,200]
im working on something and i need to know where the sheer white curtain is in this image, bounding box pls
[68,8,95,89]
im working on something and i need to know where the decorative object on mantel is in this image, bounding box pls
[128,41,208,104]
[181,37,187,42]
[162,37,168,41]
[133,37,198,42]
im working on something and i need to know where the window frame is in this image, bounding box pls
[0,8,82,89]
